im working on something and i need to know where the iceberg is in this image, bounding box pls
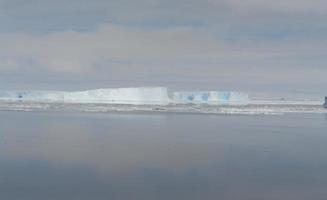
[0,91,64,102]
[63,87,170,105]
[173,91,249,105]
[0,87,249,105]
[0,87,170,105]
[1,88,326,115]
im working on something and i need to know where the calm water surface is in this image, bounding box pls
[1,111,327,200]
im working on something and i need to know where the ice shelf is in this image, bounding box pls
[0,87,170,105]
[63,87,170,105]
[0,87,249,105]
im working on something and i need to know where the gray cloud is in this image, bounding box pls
[0,24,225,72]
[0,0,326,95]
[1,23,325,73]
[1,0,326,33]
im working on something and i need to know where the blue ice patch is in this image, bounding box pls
[202,93,209,101]
[187,95,195,101]
[219,92,231,101]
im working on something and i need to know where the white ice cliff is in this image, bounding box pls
[64,87,170,105]
[0,87,249,105]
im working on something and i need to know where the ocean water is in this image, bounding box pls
[0,111,327,200]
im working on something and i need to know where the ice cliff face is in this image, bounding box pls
[0,87,170,105]
[173,91,249,105]
[0,91,65,102]
[0,87,249,105]
[64,87,170,105]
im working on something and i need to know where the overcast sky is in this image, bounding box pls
[0,0,326,95]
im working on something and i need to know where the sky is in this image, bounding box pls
[0,0,326,96]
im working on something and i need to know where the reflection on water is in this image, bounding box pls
[1,111,327,200]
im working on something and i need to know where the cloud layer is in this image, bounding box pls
[0,0,326,94]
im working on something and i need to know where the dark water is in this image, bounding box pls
[1,111,327,200]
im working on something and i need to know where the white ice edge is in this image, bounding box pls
[0,87,250,105]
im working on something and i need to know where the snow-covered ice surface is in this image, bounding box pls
[0,87,326,115]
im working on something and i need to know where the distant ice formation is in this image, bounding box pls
[0,91,64,102]
[64,87,170,105]
[0,87,249,105]
[173,91,249,105]
[0,88,326,115]
[0,87,170,105]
